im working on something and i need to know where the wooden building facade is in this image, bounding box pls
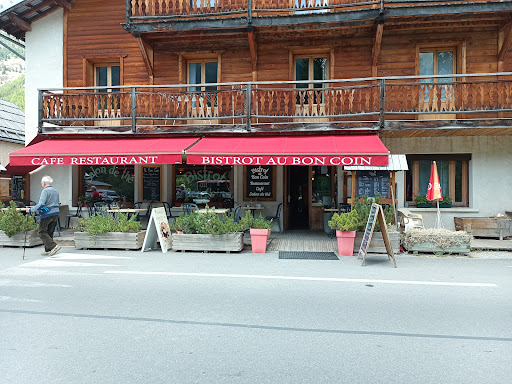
[2,0,512,230]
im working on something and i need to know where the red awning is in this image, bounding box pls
[186,135,389,166]
[9,137,199,166]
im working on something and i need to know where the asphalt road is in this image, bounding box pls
[1,247,511,384]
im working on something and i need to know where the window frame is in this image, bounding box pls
[293,53,330,87]
[94,62,121,91]
[405,154,470,207]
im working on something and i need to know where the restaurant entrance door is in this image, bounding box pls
[286,166,309,229]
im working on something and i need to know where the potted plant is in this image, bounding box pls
[240,211,273,253]
[74,212,145,250]
[0,201,41,247]
[328,209,359,256]
[170,208,245,252]
[439,196,452,208]
[413,193,432,208]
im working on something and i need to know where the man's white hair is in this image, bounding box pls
[41,175,53,185]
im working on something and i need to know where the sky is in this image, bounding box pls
[0,0,23,12]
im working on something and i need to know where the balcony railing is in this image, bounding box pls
[39,73,512,133]
[126,0,500,21]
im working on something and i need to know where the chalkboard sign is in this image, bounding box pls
[244,165,275,201]
[357,203,397,268]
[11,175,24,200]
[142,166,161,202]
[357,171,389,198]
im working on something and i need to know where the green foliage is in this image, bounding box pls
[239,211,273,230]
[413,193,429,205]
[0,201,37,237]
[440,195,452,204]
[77,212,141,238]
[328,209,359,231]
[352,194,394,232]
[0,74,24,111]
[0,33,24,61]
[170,207,243,235]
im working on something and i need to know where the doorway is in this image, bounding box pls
[286,166,309,229]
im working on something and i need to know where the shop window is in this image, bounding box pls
[311,166,335,208]
[175,165,233,208]
[80,165,135,205]
[405,155,469,206]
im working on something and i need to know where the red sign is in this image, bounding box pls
[187,155,389,166]
[10,154,182,166]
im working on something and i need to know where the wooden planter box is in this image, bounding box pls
[0,230,43,247]
[172,233,244,253]
[454,217,512,240]
[354,231,400,255]
[74,231,146,250]
[404,233,471,255]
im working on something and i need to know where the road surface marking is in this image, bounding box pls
[51,253,134,260]
[105,271,497,287]
[0,296,43,303]
[0,278,71,288]
[23,260,121,268]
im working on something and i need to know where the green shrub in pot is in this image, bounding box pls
[0,201,38,237]
[328,209,359,231]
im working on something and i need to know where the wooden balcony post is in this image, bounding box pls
[126,0,132,27]
[131,87,137,133]
[246,83,252,131]
[379,79,385,129]
[38,89,43,134]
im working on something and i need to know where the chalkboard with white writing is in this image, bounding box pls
[142,166,161,202]
[357,171,389,198]
[11,175,24,200]
[244,165,275,201]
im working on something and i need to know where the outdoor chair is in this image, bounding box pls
[182,203,198,214]
[397,208,424,233]
[93,202,110,217]
[66,204,83,228]
[231,205,241,223]
[266,203,282,232]
[162,202,179,222]
[137,201,153,228]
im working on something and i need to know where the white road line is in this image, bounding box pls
[0,296,43,303]
[0,279,71,288]
[52,253,134,260]
[104,271,497,287]
[24,260,121,268]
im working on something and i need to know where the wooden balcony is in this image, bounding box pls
[124,0,512,33]
[39,73,512,136]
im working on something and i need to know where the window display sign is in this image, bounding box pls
[357,171,389,198]
[10,175,24,200]
[244,165,275,201]
[142,166,161,202]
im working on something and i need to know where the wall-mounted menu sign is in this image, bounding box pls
[11,175,24,200]
[244,165,275,201]
[356,171,389,198]
[142,166,161,202]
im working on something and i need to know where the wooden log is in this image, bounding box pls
[74,231,146,250]
[172,233,244,252]
[0,230,43,247]
[454,217,512,240]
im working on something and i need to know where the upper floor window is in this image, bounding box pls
[295,55,328,104]
[419,48,455,101]
[95,64,121,91]
[188,60,218,107]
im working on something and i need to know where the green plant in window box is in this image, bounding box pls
[240,211,273,230]
[353,194,394,232]
[328,209,359,231]
[439,196,452,208]
[413,193,431,208]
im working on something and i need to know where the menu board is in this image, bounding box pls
[11,175,24,200]
[245,165,275,201]
[356,171,389,198]
[142,166,161,202]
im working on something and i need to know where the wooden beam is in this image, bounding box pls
[54,0,72,11]
[248,31,257,81]
[498,26,512,62]
[8,13,31,32]
[499,16,512,31]
[371,23,383,77]
[136,37,153,80]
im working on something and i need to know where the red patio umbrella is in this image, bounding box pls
[427,161,443,201]
[427,161,443,228]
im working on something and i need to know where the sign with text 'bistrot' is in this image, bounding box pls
[187,155,388,167]
[141,207,172,253]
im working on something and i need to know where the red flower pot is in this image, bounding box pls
[250,228,270,253]
[336,230,356,256]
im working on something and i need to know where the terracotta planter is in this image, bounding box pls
[336,230,356,256]
[250,228,270,253]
